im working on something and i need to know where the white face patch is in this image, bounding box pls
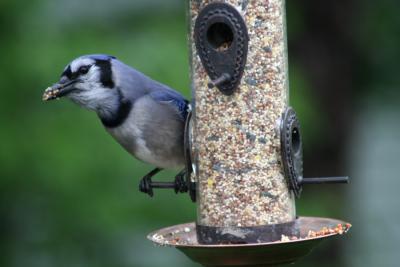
[70,57,95,73]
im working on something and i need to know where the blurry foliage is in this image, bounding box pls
[354,0,400,103]
[0,0,398,267]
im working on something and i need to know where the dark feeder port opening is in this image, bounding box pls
[206,22,234,51]
[291,127,301,155]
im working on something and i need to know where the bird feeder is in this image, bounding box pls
[146,1,350,266]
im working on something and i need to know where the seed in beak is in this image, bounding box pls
[42,87,60,101]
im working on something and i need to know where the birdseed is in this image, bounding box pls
[42,87,60,101]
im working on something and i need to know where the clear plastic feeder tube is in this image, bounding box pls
[187,0,296,244]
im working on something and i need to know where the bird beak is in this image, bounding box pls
[42,79,78,101]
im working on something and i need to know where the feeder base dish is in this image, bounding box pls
[147,216,351,267]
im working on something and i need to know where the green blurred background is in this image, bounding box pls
[1,0,399,266]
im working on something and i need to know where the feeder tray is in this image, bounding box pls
[148,216,351,267]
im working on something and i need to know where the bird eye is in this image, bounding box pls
[78,65,90,75]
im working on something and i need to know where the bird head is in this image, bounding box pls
[43,54,119,112]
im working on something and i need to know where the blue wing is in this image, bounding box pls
[149,90,189,120]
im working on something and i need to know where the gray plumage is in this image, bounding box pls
[43,54,188,169]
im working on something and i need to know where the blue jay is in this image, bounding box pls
[43,54,189,196]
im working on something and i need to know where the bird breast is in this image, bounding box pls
[106,96,185,169]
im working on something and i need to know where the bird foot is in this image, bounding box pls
[139,174,154,197]
[174,170,188,194]
[139,168,162,197]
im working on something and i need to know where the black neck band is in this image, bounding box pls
[100,96,132,128]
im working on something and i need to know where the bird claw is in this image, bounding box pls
[139,175,154,197]
[139,168,162,197]
[174,170,188,194]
